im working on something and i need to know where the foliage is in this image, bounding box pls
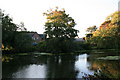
[86,25,97,33]
[2,12,17,48]
[36,41,47,52]
[87,11,120,49]
[14,32,34,53]
[46,38,77,53]
[106,11,120,25]
[43,7,78,39]
[85,26,97,44]
[17,22,27,31]
[1,11,34,53]
[36,40,91,53]
[43,7,79,53]
[74,42,91,51]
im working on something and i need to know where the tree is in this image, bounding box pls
[17,22,27,31]
[106,11,120,26]
[2,11,18,47]
[85,25,97,43]
[86,25,97,33]
[43,7,79,53]
[90,11,120,49]
[14,32,33,52]
[44,7,78,39]
[1,10,32,53]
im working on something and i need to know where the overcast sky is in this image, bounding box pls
[0,0,118,37]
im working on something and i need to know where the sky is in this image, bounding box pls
[0,0,119,37]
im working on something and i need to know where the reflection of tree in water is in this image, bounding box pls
[3,54,79,78]
[46,54,78,78]
[2,55,48,78]
[87,58,120,78]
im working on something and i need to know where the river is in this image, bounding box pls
[2,52,120,79]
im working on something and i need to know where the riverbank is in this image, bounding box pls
[2,48,120,56]
[75,49,120,54]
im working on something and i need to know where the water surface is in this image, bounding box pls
[2,52,120,78]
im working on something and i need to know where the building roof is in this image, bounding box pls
[74,38,85,42]
[26,32,36,37]
[39,34,46,39]
[18,31,46,39]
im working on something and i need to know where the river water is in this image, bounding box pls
[2,52,120,79]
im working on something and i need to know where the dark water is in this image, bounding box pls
[2,53,120,78]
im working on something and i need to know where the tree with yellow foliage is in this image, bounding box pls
[43,7,78,39]
[90,11,120,49]
[43,7,79,53]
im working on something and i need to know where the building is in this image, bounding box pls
[26,32,45,45]
[74,38,85,42]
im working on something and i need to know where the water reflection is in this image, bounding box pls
[46,55,77,78]
[12,64,46,78]
[3,55,48,78]
[89,60,120,78]
[2,53,120,78]
[75,54,94,78]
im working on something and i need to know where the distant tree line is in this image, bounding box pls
[3,8,119,54]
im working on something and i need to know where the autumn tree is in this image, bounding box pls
[44,7,78,39]
[90,11,120,49]
[43,7,79,53]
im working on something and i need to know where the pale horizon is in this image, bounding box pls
[0,0,118,38]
